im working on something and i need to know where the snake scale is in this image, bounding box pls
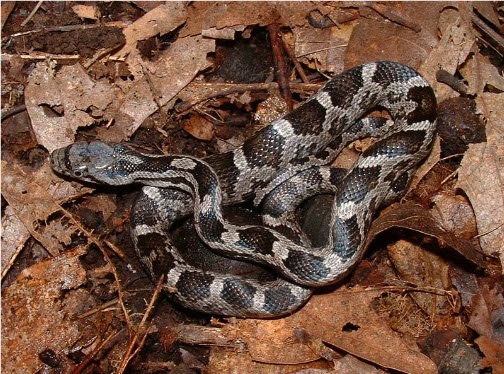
[51,61,437,318]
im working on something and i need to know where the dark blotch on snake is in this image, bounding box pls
[175,271,215,301]
[237,227,278,255]
[338,166,381,205]
[333,216,361,260]
[324,65,364,108]
[242,126,286,168]
[220,279,256,310]
[363,130,426,159]
[283,250,330,282]
[407,85,437,124]
[286,99,327,136]
[263,285,300,314]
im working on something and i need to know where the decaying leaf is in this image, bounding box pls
[208,288,437,374]
[457,92,504,271]
[368,203,487,268]
[25,63,116,152]
[72,4,101,20]
[1,248,90,374]
[181,114,215,141]
[105,34,215,141]
[1,161,86,256]
[113,3,187,59]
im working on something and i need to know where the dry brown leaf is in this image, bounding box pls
[72,4,101,20]
[368,203,486,268]
[1,248,90,374]
[1,1,15,29]
[212,288,436,374]
[1,161,85,256]
[468,286,504,344]
[420,5,476,101]
[181,115,215,141]
[431,192,478,240]
[460,54,504,95]
[113,3,187,59]
[387,239,454,316]
[346,3,441,69]
[180,2,314,38]
[475,335,504,372]
[25,62,116,152]
[1,206,30,277]
[298,290,437,374]
[294,25,350,73]
[456,92,504,271]
[104,35,215,141]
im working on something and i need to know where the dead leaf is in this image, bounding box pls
[460,54,504,95]
[475,335,504,373]
[294,25,350,73]
[113,3,187,59]
[1,248,90,374]
[346,3,442,70]
[368,203,487,268]
[180,2,314,38]
[431,192,478,240]
[387,239,455,316]
[1,161,88,257]
[456,92,504,271]
[212,288,437,374]
[72,4,101,20]
[1,1,15,29]
[25,62,116,152]
[420,5,476,101]
[468,285,504,344]
[181,114,215,141]
[1,206,30,277]
[105,35,215,141]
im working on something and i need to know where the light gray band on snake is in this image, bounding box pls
[51,61,437,318]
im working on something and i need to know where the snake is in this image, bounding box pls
[50,61,437,318]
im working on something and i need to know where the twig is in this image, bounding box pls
[296,44,347,58]
[473,222,504,240]
[9,21,128,39]
[72,329,125,374]
[77,299,120,319]
[117,275,165,373]
[20,0,43,27]
[97,239,134,333]
[18,52,80,60]
[470,11,504,55]
[1,104,27,121]
[368,3,422,33]
[58,207,134,332]
[280,36,309,83]
[268,23,293,111]
[175,82,322,113]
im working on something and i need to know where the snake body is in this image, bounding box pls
[51,61,437,318]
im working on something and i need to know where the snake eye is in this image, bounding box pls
[74,166,87,178]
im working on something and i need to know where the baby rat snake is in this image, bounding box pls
[51,61,437,318]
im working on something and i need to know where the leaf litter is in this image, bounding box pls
[2,2,503,373]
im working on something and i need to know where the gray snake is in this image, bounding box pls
[50,61,437,318]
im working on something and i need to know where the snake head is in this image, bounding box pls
[50,141,136,185]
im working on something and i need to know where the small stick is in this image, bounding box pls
[280,37,310,83]
[175,82,322,113]
[20,0,43,27]
[368,3,422,33]
[117,275,165,373]
[268,23,293,111]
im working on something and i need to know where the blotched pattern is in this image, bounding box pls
[51,61,437,318]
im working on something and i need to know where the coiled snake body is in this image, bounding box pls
[51,61,437,318]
